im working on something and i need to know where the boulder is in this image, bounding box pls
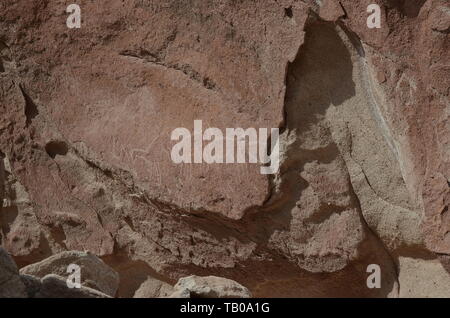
[0,247,27,298]
[133,277,174,298]
[20,274,42,298]
[35,274,110,298]
[20,250,119,296]
[170,275,251,298]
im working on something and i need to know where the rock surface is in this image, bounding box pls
[34,274,111,298]
[1,248,112,298]
[19,250,119,296]
[133,277,174,298]
[0,248,27,297]
[170,275,251,298]
[398,256,450,298]
[0,0,449,297]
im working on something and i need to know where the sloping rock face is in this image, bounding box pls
[0,0,448,297]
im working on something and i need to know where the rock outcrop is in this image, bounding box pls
[0,0,449,298]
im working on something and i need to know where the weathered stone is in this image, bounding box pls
[20,274,42,298]
[319,0,346,21]
[398,256,450,298]
[133,277,174,298]
[170,276,251,298]
[0,0,449,298]
[20,251,119,296]
[0,247,27,298]
[35,274,111,298]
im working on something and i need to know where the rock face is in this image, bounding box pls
[170,276,252,298]
[19,250,119,296]
[0,0,449,298]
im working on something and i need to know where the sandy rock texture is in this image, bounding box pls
[170,275,252,298]
[0,0,449,297]
[133,276,174,298]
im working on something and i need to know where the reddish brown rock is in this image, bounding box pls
[319,0,346,22]
[0,0,449,298]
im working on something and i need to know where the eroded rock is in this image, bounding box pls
[0,0,448,298]
[398,256,450,298]
[35,274,111,298]
[20,250,119,296]
[133,277,174,298]
[170,275,251,298]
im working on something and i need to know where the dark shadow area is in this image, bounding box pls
[284,21,355,131]
[45,140,68,159]
[240,20,395,297]
[174,20,398,297]
[384,0,427,18]
[439,254,450,275]
[14,233,54,268]
[19,85,39,127]
[284,6,293,19]
[49,225,68,250]
[257,19,356,231]
[0,40,9,73]
[0,205,18,237]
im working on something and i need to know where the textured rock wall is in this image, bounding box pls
[0,0,449,297]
